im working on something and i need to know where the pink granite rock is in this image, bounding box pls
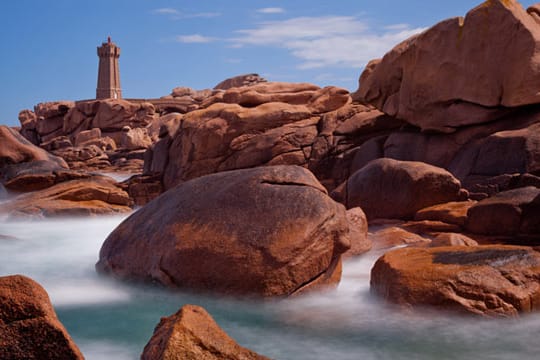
[355,0,540,132]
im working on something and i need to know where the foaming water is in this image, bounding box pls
[2,216,540,359]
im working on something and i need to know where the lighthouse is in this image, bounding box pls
[96,37,122,99]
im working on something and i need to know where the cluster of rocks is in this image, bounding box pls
[0,275,267,359]
[4,1,540,357]
[114,0,539,317]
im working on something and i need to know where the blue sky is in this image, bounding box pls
[0,0,537,126]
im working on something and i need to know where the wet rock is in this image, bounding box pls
[369,225,431,250]
[0,275,83,359]
[97,165,350,297]
[371,245,540,317]
[415,201,477,227]
[141,304,269,360]
[429,233,478,247]
[1,177,131,218]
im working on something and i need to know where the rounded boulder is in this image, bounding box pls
[97,165,350,297]
[344,158,467,220]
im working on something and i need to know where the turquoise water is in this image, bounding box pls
[2,215,540,359]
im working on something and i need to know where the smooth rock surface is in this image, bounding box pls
[355,0,540,132]
[466,186,540,236]
[343,158,467,220]
[371,245,540,317]
[1,177,131,218]
[97,165,350,297]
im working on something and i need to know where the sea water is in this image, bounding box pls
[1,215,540,360]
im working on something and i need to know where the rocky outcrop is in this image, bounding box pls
[97,165,350,297]
[1,177,131,218]
[466,186,540,237]
[210,82,350,114]
[141,305,268,360]
[429,233,478,247]
[0,275,83,360]
[160,101,319,189]
[214,73,268,90]
[355,0,540,133]
[0,125,70,192]
[368,225,431,250]
[415,201,476,227]
[338,158,468,220]
[371,245,540,317]
[0,125,66,169]
[144,82,407,193]
[17,98,158,174]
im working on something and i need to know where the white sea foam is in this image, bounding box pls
[3,215,540,359]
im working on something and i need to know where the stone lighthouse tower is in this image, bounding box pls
[96,37,122,99]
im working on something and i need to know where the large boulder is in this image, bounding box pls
[464,122,540,177]
[1,177,131,218]
[355,0,540,132]
[466,186,540,237]
[0,275,83,359]
[0,126,66,168]
[0,126,69,192]
[91,99,156,131]
[160,102,318,189]
[141,305,269,360]
[340,158,468,220]
[97,165,350,297]
[371,245,540,317]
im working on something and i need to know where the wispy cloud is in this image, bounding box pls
[153,8,179,15]
[185,12,221,18]
[230,16,426,69]
[152,8,221,19]
[257,7,285,14]
[175,34,217,44]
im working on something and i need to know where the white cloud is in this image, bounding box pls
[257,7,285,14]
[175,34,217,44]
[152,8,221,19]
[230,16,426,69]
[153,8,180,15]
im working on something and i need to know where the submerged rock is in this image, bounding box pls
[0,275,83,360]
[371,245,540,317]
[141,304,269,360]
[97,165,350,297]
